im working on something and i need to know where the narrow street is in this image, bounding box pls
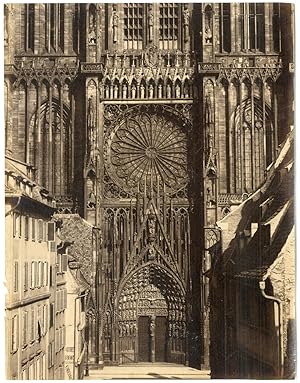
[83,364,210,380]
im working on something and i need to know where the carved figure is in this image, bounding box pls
[140,84,145,99]
[205,25,213,44]
[158,84,163,99]
[105,85,110,99]
[149,84,154,99]
[122,83,127,98]
[183,6,190,42]
[131,84,136,99]
[166,84,172,98]
[114,84,119,98]
[148,6,154,42]
[88,12,96,44]
[88,95,96,128]
[175,83,181,98]
[112,6,119,43]
[150,316,155,337]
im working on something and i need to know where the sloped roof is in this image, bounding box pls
[217,130,294,282]
[54,214,94,286]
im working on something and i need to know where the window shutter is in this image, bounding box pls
[62,253,68,272]
[45,262,48,286]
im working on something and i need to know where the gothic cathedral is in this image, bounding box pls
[4,3,293,369]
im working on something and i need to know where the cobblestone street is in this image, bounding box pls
[83,364,210,380]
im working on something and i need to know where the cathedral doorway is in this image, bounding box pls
[100,104,199,366]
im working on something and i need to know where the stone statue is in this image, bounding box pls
[114,84,119,99]
[158,84,163,99]
[88,12,96,44]
[105,85,110,99]
[140,84,145,99]
[166,84,172,98]
[175,83,181,98]
[87,96,96,128]
[112,6,119,43]
[131,84,136,99]
[149,84,154,99]
[150,316,155,337]
[148,6,154,42]
[183,6,190,42]
[122,83,127,99]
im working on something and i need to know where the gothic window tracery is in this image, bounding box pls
[47,4,64,52]
[25,4,35,51]
[124,3,145,50]
[272,3,281,52]
[232,97,273,193]
[220,3,231,52]
[159,3,179,50]
[240,3,265,52]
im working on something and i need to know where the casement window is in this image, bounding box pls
[30,307,35,342]
[38,219,43,242]
[13,213,22,238]
[25,4,35,51]
[159,3,179,49]
[22,311,28,347]
[220,3,231,52]
[13,261,19,292]
[11,315,19,352]
[25,216,29,240]
[124,3,145,50]
[49,303,54,328]
[43,304,48,335]
[44,262,48,286]
[37,261,43,288]
[64,288,67,310]
[24,262,28,291]
[32,218,36,241]
[30,261,35,289]
[240,3,265,52]
[47,222,55,241]
[57,253,68,274]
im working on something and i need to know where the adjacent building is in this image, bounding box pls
[5,156,59,379]
[209,131,295,378]
[4,3,294,372]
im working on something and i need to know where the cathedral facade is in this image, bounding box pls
[4,3,294,370]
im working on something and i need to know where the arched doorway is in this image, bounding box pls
[116,263,186,364]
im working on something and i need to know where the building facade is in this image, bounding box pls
[5,156,66,379]
[210,131,295,378]
[4,3,294,370]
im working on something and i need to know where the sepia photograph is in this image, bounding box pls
[4,2,295,380]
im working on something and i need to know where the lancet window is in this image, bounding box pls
[159,3,179,49]
[124,3,145,50]
[240,3,265,52]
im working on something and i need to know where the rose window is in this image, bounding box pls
[105,112,188,192]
